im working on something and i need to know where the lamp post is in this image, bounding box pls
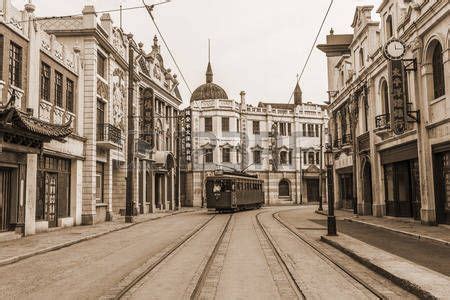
[325,140,337,236]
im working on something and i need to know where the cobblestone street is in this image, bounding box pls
[2,206,447,299]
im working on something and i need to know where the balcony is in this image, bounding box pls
[357,131,370,153]
[136,139,152,158]
[375,113,390,130]
[97,123,122,149]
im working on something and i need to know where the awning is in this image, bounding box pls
[153,151,175,170]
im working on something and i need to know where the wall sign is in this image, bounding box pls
[184,108,192,163]
[389,60,407,135]
[141,88,155,148]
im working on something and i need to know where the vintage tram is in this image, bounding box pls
[205,171,265,212]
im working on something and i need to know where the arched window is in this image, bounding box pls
[279,179,290,197]
[386,15,393,39]
[359,48,365,69]
[381,80,390,115]
[432,42,445,99]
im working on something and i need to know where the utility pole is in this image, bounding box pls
[125,34,135,223]
[318,122,323,211]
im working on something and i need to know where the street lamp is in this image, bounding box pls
[325,141,337,236]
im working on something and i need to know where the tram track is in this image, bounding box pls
[255,210,306,299]
[271,209,388,300]
[106,214,219,300]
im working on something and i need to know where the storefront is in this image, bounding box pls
[36,156,71,228]
[381,142,421,220]
[338,172,353,209]
[433,146,450,224]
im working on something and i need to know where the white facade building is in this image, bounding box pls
[184,62,328,206]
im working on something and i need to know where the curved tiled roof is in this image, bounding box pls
[190,82,228,102]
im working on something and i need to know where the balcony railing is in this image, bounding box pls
[375,113,390,130]
[97,123,122,146]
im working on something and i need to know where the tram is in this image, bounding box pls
[205,171,265,212]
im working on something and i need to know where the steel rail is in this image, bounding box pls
[114,214,217,299]
[255,211,306,299]
[272,210,387,300]
[190,214,233,299]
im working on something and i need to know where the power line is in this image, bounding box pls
[143,2,193,95]
[275,0,334,123]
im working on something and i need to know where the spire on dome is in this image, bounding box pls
[206,39,213,83]
[294,79,302,105]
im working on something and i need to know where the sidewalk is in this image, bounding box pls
[0,208,197,267]
[316,209,450,246]
[279,207,450,299]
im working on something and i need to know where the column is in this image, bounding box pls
[70,160,83,225]
[104,155,113,221]
[24,154,37,236]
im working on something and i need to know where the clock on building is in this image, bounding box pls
[383,38,406,60]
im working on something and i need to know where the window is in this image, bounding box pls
[205,148,213,163]
[0,35,3,80]
[381,80,390,114]
[204,117,212,132]
[40,63,51,101]
[97,52,106,78]
[279,179,290,197]
[308,124,314,137]
[302,124,306,137]
[386,15,393,39]
[55,71,63,107]
[288,150,293,165]
[359,47,365,69]
[253,150,261,164]
[9,42,22,88]
[222,117,229,132]
[315,124,319,137]
[432,42,445,99]
[96,162,104,203]
[279,123,287,136]
[316,152,320,165]
[308,152,315,164]
[288,123,292,136]
[303,152,307,165]
[253,121,260,134]
[97,99,105,125]
[66,79,74,112]
[280,151,288,164]
[222,148,230,163]
[236,119,240,132]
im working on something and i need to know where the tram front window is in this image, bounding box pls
[213,180,233,193]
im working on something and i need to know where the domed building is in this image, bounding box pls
[182,60,328,208]
[190,62,228,102]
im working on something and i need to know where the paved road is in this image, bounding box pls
[0,207,416,299]
[309,218,450,276]
[0,212,211,299]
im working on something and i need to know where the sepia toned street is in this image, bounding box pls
[3,206,447,299]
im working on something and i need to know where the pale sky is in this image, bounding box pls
[13,0,382,107]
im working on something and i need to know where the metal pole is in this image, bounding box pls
[125,34,135,223]
[318,123,323,211]
[201,153,205,208]
[327,159,337,236]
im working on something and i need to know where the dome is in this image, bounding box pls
[190,62,228,102]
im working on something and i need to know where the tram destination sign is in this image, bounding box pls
[388,60,407,135]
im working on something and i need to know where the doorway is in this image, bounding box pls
[45,173,58,228]
[306,179,319,202]
[362,160,373,215]
[434,151,450,224]
[0,168,12,232]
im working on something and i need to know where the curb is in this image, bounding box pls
[344,218,450,247]
[0,209,196,267]
[320,235,438,299]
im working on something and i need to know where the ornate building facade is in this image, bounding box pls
[318,0,449,225]
[0,1,182,242]
[184,61,328,207]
